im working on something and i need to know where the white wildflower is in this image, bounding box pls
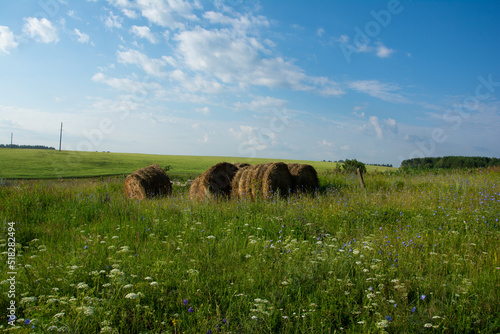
[123,284,133,289]
[377,319,389,328]
[424,323,433,328]
[77,282,89,289]
[150,281,159,286]
[53,312,65,318]
[125,293,139,299]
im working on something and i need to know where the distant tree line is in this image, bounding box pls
[323,159,393,167]
[0,144,55,150]
[400,156,500,169]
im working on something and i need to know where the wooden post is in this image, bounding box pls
[357,168,365,189]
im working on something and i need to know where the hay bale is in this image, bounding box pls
[231,164,251,198]
[234,162,251,169]
[189,162,239,200]
[288,163,319,193]
[262,162,292,197]
[232,162,292,199]
[124,164,172,200]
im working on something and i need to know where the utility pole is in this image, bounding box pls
[59,122,63,151]
[10,132,13,146]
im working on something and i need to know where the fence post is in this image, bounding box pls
[357,168,365,189]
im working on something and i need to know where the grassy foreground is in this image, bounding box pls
[0,148,393,179]
[1,168,499,333]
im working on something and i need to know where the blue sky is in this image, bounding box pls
[1,0,499,166]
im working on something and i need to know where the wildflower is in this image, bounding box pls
[424,323,433,328]
[77,282,89,289]
[421,294,426,300]
[357,320,365,324]
[251,316,257,320]
[25,319,31,325]
[385,316,392,321]
[150,281,158,286]
[207,235,215,239]
[144,276,153,281]
[53,312,65,318]
[412,307,416,312]
[188,307,194,313]
[125,293,139,299]
[377,319,389,328]
[123,284,133,289]
[183,299,188,305]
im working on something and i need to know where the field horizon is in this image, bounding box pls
[0,148,394,179]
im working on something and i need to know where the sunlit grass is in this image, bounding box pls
[1,168,499,333]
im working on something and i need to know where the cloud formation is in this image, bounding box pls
[23,17,59,43]
[0,26,18,54]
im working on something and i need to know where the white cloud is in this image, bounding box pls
[0,26,18,54]
[134,0,198,29]
[196,106,210,115]
[376,42,395,58]
[91,72,148,93]
[117,49,169,77]
[74,28,90,43]
[320,139,334,147]
[23,17,59,43]
[130,25,158,43]
[235,96,287,111]
[317,27,325,37]
[104,11,122,29]
[348,80,408,104]
[174,26,339,94]
[369,116,383,139]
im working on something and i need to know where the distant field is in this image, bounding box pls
[0,149,394,179]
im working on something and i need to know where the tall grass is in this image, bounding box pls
[1,169,499,333]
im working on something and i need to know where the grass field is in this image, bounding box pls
[1,151,499,333]
[0,148,393,179]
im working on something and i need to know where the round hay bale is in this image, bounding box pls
[189,162,239,201]
[231,164,251,198]
[249,163,271,198]
[236,164,259,199]
[232,162,291,199]
[288,163,319,193]
[234,162,251,169]
[262,162,292,198]
[124,164,172,200]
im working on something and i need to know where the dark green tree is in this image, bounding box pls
[342,159,367,173]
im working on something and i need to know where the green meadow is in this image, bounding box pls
[1,149,499,333]
[0,148,393,179]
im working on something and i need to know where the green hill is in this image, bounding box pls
[0,148,394,179]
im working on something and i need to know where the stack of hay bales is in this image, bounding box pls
[124,164,172,200]
[287,163,319,193]
[234,162,251,169]
[189,162,239,201]
[231,162,292,199]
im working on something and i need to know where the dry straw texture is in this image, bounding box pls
[233,163,251,169]
[232,162,292,199]
[189,162,239,201]
[287,163,319,193]
[124,164,172,200]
